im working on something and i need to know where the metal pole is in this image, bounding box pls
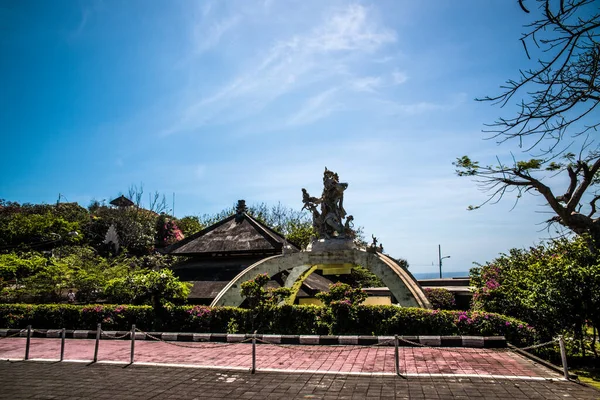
[25,325,32,360]
[438,245,442,279]
[93,323,101,363]
[60,328,66,361]
[558,335,569,380]
[394,335,400,376]
[130,324,136,364]
[251,331,257,374]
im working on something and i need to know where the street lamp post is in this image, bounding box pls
[438,244,450,279]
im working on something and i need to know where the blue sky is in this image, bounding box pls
[1,1,561,274]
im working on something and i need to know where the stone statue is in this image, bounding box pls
[302,168,355,240]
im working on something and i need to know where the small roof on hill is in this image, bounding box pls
[109,195,135,207]
[166,201,300,257]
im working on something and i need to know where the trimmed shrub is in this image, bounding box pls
[424,288,456,310]
[0,303,535,345]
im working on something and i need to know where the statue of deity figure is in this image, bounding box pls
[302,168,355,240]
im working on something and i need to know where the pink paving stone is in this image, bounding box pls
[0,338,561,378]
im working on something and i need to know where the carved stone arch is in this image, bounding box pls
[210,249,431,308]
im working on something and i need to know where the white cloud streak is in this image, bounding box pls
[163,3,397,135]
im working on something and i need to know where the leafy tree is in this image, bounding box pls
[471,236,600,356]
[176,216,204,237]
[455,1,600,249]
[85,206,158,256]
[0,252,48,302]
[0,200,84,250]
[104,268,190,308]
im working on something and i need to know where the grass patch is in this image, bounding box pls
[572,367,600,390]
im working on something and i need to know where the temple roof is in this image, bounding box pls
[109,195,135,207]
[165,211,299,257]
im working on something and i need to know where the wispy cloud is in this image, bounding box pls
[376,92,467,116]
[287,88,341,126]
[351,76,383,93]
[392,69,408,85]
[162,3,397,135]
[193,15,241,53]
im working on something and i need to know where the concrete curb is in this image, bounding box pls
[0,329,507,348]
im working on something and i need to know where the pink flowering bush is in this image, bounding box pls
[156,214,185,247]
[0,304,535,345]
[470,236,600,351]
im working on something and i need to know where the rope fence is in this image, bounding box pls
[0,325,572,379]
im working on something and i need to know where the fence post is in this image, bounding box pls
[394,335,400,376]
[130,324,136,364]
[251,331,257,374]
[93,323,101,363]
[60,328,66,361]
[25,325,32,360]
[558,335,569,380]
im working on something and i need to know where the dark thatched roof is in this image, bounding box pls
[109,195,135,207]
[166,212,299,257]
[188,281,229,299]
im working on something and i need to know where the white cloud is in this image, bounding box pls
[392,69,408,85]
[163,3,397,135]
[306,4,396,53]
[351,76,382,92]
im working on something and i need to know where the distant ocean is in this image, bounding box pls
[411,271,470,280]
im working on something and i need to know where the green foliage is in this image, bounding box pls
[316,282,368,334]
[283,220,314,249]
[0,247,179,305]
[0,303,154,330]
[453,156,479,176]
[85,206,158,256]
[339,266,385,288]
[516,159,543,171]
[0,303,534,344]
[176,216,203,237]
[471,236,600,355]
[316,282,367,307]
[424,288,456,310]
[240,273,292,309]
[104,268,191,308]
[0,201,88,250]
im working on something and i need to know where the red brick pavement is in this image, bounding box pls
[0,337,561,379]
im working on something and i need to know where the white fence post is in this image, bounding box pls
[558,335,569,380]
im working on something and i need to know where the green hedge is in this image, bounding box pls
[0,304,535,345]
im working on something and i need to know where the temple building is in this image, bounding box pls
[165,199,470,307]
[164,200,335,304]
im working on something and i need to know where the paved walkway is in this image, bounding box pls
[0,337,558,378]
[2,360,599,399]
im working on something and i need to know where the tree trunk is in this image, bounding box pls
[559,213,600,253]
